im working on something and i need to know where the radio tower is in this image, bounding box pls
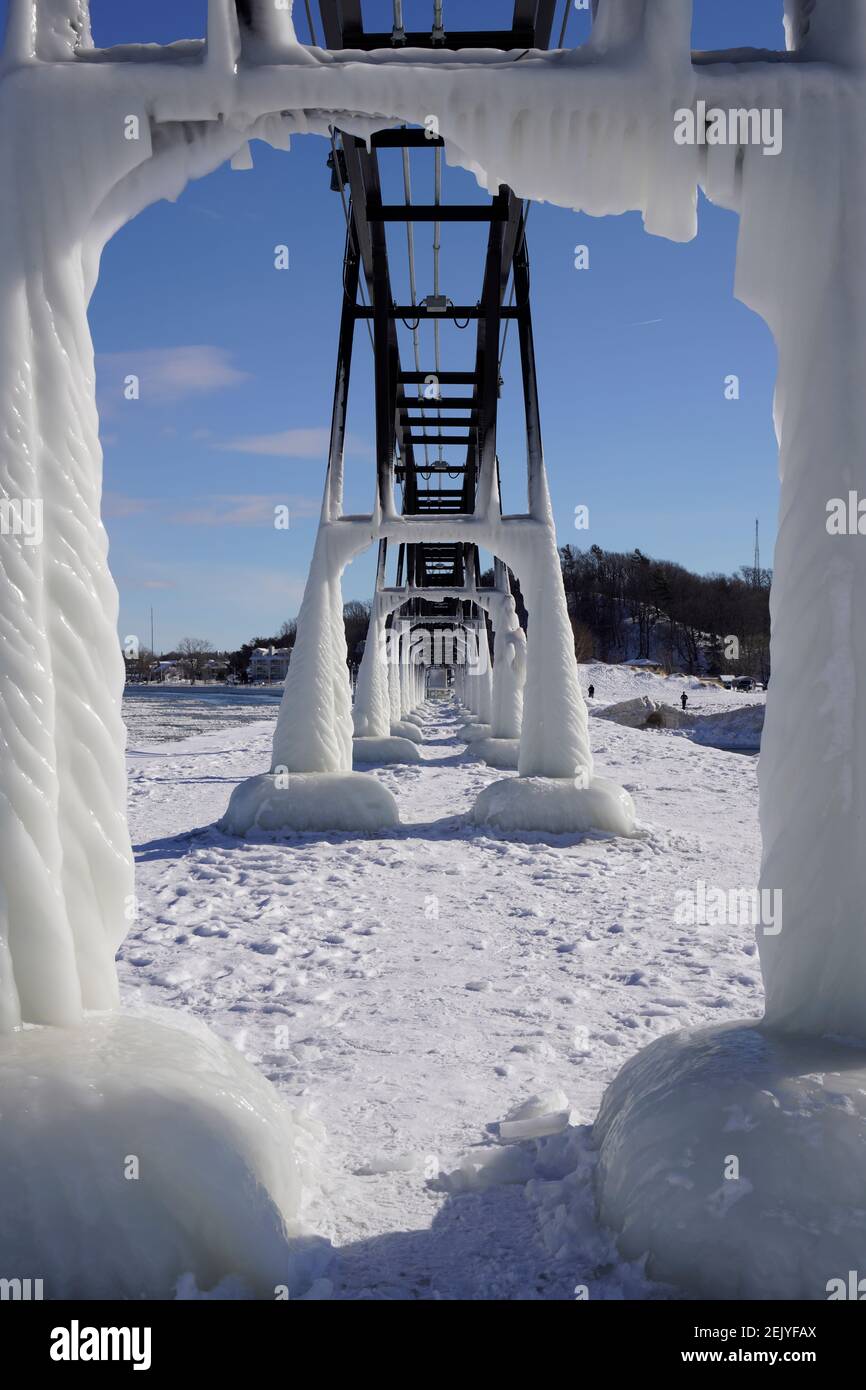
[753,519,761,588]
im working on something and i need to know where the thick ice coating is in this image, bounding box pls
[1,0,865,1044]
[0,1009,325,1299]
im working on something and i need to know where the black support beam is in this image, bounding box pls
[369,204,507,223]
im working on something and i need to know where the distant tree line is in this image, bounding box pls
[558,544,771,680]
[128,550,770,686]
[228,601,372,681]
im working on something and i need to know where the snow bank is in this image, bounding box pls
[437,1119,667,1299]
[594,696,692,730]
[0,1009,327,1299]
[594,695,764,750]
[581,661,751,712]
[595,1021,866,1299]
[688,704,765,751]
[221,771,400,835]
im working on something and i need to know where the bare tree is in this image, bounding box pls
[176,637,214,685]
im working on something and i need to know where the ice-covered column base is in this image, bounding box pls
[469,738,520,771]
[470,776,636,836]
[469,520,635,837]
[220,770,400,835]
[0,1009,328,1299]
[224,519,399,833]
[353,737,421,767]
[391,721,423,744]
[468,588,526,770]
[458,721,493,742]
[353,595,422,765]
[593,1021,866,1300]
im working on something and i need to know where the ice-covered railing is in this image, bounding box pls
[2,0,866,1038]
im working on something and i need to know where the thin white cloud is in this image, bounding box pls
[97,346,250,404]
[215,428,372,459]
[103,492,152,519]
[105,493,320,528]
[166,494,320,527]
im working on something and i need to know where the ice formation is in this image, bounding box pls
[2,0,866,1302]
[594,1022,866,1300]
[471,774,636,837]
[0,1009,325,1299]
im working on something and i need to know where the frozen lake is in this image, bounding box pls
[123,684,282,747]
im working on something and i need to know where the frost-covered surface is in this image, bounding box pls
[221,770,400,836]
[686,704,765,753]
[121,695,761,1297]
[0,1008,325,1299]
[391,719,423,745]
[593,691,765,752]
[595,696,694,731]
[353,735,422,766]
[471,774,636,838]
[595,1021,866,1300]
[124,685,282,746]
[470,737,520,771]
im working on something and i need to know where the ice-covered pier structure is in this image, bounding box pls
[222,19,634,837]
[3,0,866,1299]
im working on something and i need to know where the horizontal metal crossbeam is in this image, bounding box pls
[370,130,445,149]
[399,371,479,385]
[355,306,519,321]
[407,435,472,446]
[400,416,476,427]
[340,31,536,51]
[370,205,507,223]
[400,398,477,410]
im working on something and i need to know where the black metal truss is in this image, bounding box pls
[318,1,553,638]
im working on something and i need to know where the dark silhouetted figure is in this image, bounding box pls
[681,691,688,711]
[588,684,595,700]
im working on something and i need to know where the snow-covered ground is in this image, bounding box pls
[120,674,763,1299]
[124,685,283,745]
[582,662,766,753]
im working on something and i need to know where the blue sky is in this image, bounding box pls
[4,1,788,651]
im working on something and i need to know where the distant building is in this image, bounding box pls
[203,656,230,680]
[247,646,291,682]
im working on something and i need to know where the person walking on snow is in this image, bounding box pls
[681,691,688,711]
[588,684,595,700]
